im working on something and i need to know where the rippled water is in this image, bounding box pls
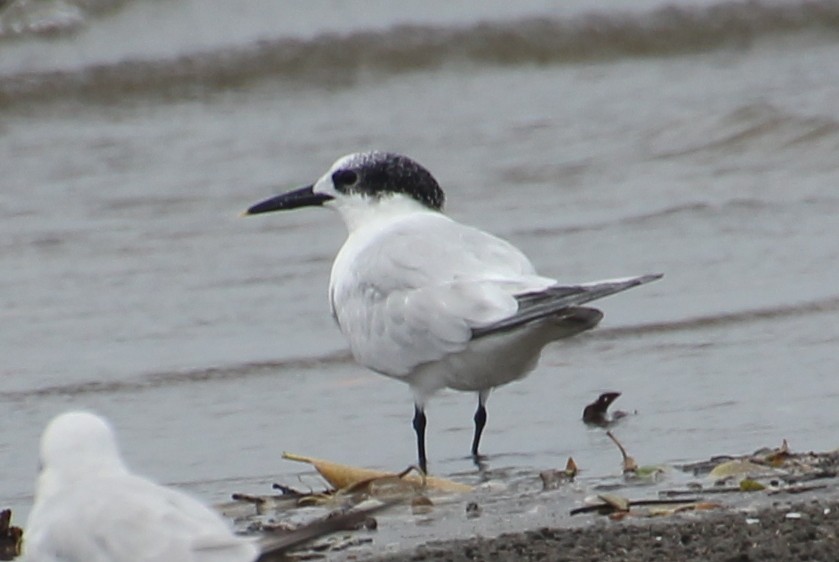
[2,0,838,544]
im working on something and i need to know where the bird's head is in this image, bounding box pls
[244,151,445,230]
[36,411,127,500]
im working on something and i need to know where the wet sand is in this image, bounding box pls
[370,498,839,562]
[4,446,838,561]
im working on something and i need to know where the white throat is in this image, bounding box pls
[330,193,438,233]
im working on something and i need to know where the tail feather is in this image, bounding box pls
[471,273,661,338]
[546,306,604,337]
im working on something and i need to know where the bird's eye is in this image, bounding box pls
[332,169,358,189]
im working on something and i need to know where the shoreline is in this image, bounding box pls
[367,497,839,562]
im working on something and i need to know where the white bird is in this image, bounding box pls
[245,151,661,473]
[23,411,382,562]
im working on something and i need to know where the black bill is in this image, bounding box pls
[244,185,333,215]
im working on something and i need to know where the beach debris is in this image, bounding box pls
[540,457,578,490]
[539,468,566,489]
[598,493,630,513]
[755,439,791,466]
[604,498,631,520]
[679,455,739,476]
[708,459,770,481]
[646,501,723,517]
[606,431,637,473]
[565,456,579,477]
[227,466,429,515]
[0,510,22,561]
[606,431,665,481]
[270,482,312,499]
[338,466,427,502]
[411,495,434,515]
[254,501,392,561]
[570,496,709,518]
[282,452,473,494]
[660,478,826,499]
[220,482,324,520]
[738,478,766,492]
[767,483,828,495]
[661,441,839,501]
[229,453,469,530]
[659,485,747,497]
[680,440,836,479]
[228,491,305,516]
[465,501,482,519]
[582,392,627,426]
[232,492,270,505]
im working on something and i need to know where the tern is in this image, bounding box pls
[24,411,385,562]
[245,151,660,473]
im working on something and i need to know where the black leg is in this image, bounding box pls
[413,405,428,474]
[471,402,487,460]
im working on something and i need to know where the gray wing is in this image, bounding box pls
[331,214,556,376]
[339,278,529,376]
[471,274,663,338]
[332,213,661,376]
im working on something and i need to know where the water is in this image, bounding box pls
[2,0,838,544]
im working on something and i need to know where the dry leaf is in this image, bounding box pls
[597,493,630,512]
[708,460,767,480]
[565,457,579,478]
[764,439,792,466]
[739,478,766,492]
[282,452,472,493]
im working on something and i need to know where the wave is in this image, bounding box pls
[0,0,127,39]
[6,293,839,399]
[517,195,839,238]
[597,294,839,339]
[521,202,716,237]
[649,102,839,159]
[2,0,839,106]
[0,349,352,400]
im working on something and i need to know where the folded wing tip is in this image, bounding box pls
[639,273,664,283]
[600,273,663,286]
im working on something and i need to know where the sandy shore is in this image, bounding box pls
[368,498,838,562]
[6,446,837,561]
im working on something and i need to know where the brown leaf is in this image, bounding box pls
[597,493,630,512]
[282,452,472,493]
[565,457,579,478]
[764,439,792,467]
[708,460,767,480]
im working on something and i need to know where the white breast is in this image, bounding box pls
[328,209,556,394]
